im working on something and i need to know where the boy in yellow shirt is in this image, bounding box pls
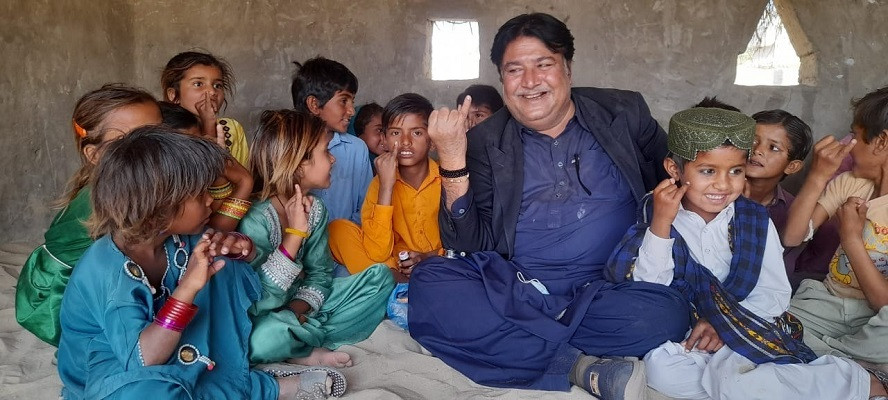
[329,93,442,281]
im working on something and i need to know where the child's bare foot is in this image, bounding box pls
[288,347,353,368]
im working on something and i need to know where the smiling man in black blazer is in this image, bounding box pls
[408,13,692,400]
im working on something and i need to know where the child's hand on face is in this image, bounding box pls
[810,136,855,180]
[203,228,255,262]
[284,184,312,233]
[836,197,868,245]
[375,140,399,190]
[650,178,688,239]
[195,92,219,130]
[178,238,226,296]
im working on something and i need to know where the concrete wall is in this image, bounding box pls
[1,0,134,243]
[3,0,888,243]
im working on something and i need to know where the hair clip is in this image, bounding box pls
[73,120,88,138]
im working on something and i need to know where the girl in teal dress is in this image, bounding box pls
[57,127,345,399]
[240,110,394,366]
[16,84,162,346]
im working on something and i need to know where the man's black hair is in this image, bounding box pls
[490,13,574,74]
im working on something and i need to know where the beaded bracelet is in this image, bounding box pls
[208,182,234,200]
[439,165,470,178]
[154,297,198,332]
[216,197,252,221]
[284,227,309,238]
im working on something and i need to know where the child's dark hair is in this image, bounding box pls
[382,93,434,131]
[851,86,888,143]
[290,57,358,112]
[752,109,813,161]
[250,110,328,200]
[161,51,235,108]
[159,101,201,132]
[491,13,574,74]
[693,96,741,113]
[88,126,225,244]
[62,84,158,206]
[457,85,504,112]
[354,102,383,137]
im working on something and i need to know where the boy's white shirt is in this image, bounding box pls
[633,202,792,320]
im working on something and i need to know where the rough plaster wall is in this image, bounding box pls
[4,0,888,243]
[1,0,134,244]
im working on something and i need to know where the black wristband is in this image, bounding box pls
[439,166,470,178]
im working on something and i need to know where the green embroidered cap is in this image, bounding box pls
[668,107,755,161]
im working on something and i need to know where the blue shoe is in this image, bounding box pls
[577,357,645,400]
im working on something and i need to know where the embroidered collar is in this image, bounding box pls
[122,235,188,297]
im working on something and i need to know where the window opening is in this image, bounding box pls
[735,0,802,86]
[430,20,480,81]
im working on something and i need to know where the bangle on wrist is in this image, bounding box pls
[208,182,234,199]
[216,197,252,221]
[439,166,469,179]
[278,244,295,261]
[443,173,470,184]
[154,297,198,332]
[284,227,309,238]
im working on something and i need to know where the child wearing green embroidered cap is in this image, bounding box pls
[606,107,886,399]
[56,126,346,400]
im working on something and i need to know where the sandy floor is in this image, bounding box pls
[0,243,670,399]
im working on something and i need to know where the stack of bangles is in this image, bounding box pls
[208,182,234,200]
[154,297,198,332]
[216,197,252,221]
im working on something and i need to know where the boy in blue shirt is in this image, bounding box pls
[292,57,373,224]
